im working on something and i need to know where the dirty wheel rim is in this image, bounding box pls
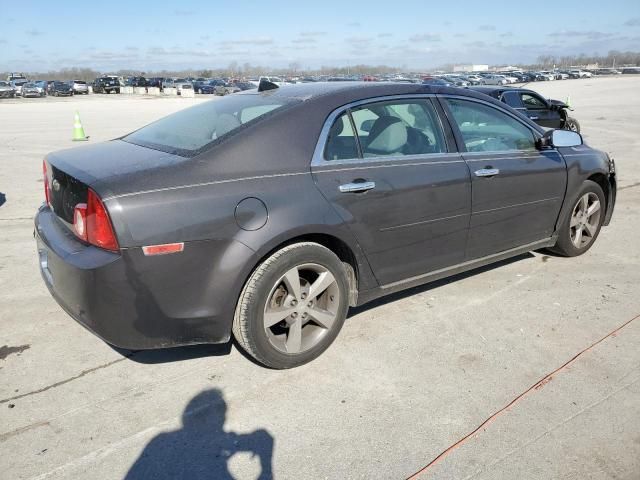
[567,121,578,132]
[570,192,601,248]
[263,263,340,354]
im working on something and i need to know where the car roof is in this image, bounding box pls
[236,81,495,104]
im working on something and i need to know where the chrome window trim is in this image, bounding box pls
[313,155,465,173]
[311,93,450,167]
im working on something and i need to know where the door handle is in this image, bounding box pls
[339,181,376,193]
[474,168,500,178]
[529,116,539,120]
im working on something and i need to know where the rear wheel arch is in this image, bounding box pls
[244,233,361,307]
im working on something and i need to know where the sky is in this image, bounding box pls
[1,0,639,72]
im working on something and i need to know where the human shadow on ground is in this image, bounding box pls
[124,388,274,479]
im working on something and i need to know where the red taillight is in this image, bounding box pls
[43,160,50,205]
[72,189,119,251]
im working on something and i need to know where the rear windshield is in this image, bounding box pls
[123,94,297,156]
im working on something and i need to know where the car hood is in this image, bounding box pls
[46,139,189,199]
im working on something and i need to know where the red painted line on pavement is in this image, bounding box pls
[407,313,640,479]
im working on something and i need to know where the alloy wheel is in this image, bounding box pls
[263,263,340,354]
[570,192,601,248]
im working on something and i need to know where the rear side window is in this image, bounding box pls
[124,94,298,155]
[445,98,536,152]
[324,112,359,160]
[323,99,446,160]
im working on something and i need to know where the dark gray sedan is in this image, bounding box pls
[35,82,616,368]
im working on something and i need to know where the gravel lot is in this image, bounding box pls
[1,77,639,480]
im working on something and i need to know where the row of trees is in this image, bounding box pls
[4,50,639,82]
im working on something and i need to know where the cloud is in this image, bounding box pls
[624,17,640,26]
[299,31,326,37]
[125,46,139,51]
[454,33,466,38]
[347,22,361,27]
[548,30,614,40]
[174,9,195,15]
[200,35,210,40]
[0,38,6,44]
[500,32,514,38]
[465,41,487,48]
[25,29,44,36]
[409,33,441,42]
[292,37,317,44]
[378,33,393,38]
[478,25,496,31]
[90,51,139,60]
[221,37,274,46]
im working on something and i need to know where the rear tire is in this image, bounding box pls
[549,180,605,257]
[233,242,350,369]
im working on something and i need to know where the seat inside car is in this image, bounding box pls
[325,116,359,160]
[364,116,408,157]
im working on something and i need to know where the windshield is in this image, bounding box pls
[123,94,298,156]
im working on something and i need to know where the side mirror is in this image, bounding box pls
[539,129,583,148]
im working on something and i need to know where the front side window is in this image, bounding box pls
[445,98,536,152]
[323,99,446,160]
[124,94,298,155]
[501,91,522,109]
[521,93,547,110]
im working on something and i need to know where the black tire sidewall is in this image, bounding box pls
[554,180,605,256]
[241,245,349,369]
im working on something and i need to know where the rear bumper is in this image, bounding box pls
[35,205,253,349]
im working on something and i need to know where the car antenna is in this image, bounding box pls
[258,79,279,92]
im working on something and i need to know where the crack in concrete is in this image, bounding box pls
[0,353,135,406]
[619,182,640,191]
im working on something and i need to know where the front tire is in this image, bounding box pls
[233,242,350,369]
[549,180,605,257]
[564,117,580,133]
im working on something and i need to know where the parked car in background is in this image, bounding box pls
[71,80,89,95]
[483,74,508,85]
[49,81,74,97]
[93,77,120,94]
[621,67,640,74]
[146,77,165,89]
[35,82,616,369]
[125,77,147,87]
[193,80,216,94]
[161,78,176,89]
[21,82,44,98]
[0,81,16,98]
[569,70,592,78]
[472,86,580,132]
[234,81,257,91]
[10,79,28,96]
[215,81,241,96]
[33,81,48,96]
[172,78,193,95]
[422,77,454,86]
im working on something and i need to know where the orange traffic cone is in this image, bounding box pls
[72,111,88,141]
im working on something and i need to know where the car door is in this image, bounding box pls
[440,96,566,260]
[519,91,562,128]
[311,96,471,286]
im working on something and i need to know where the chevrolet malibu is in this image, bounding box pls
[35,82,616,369]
